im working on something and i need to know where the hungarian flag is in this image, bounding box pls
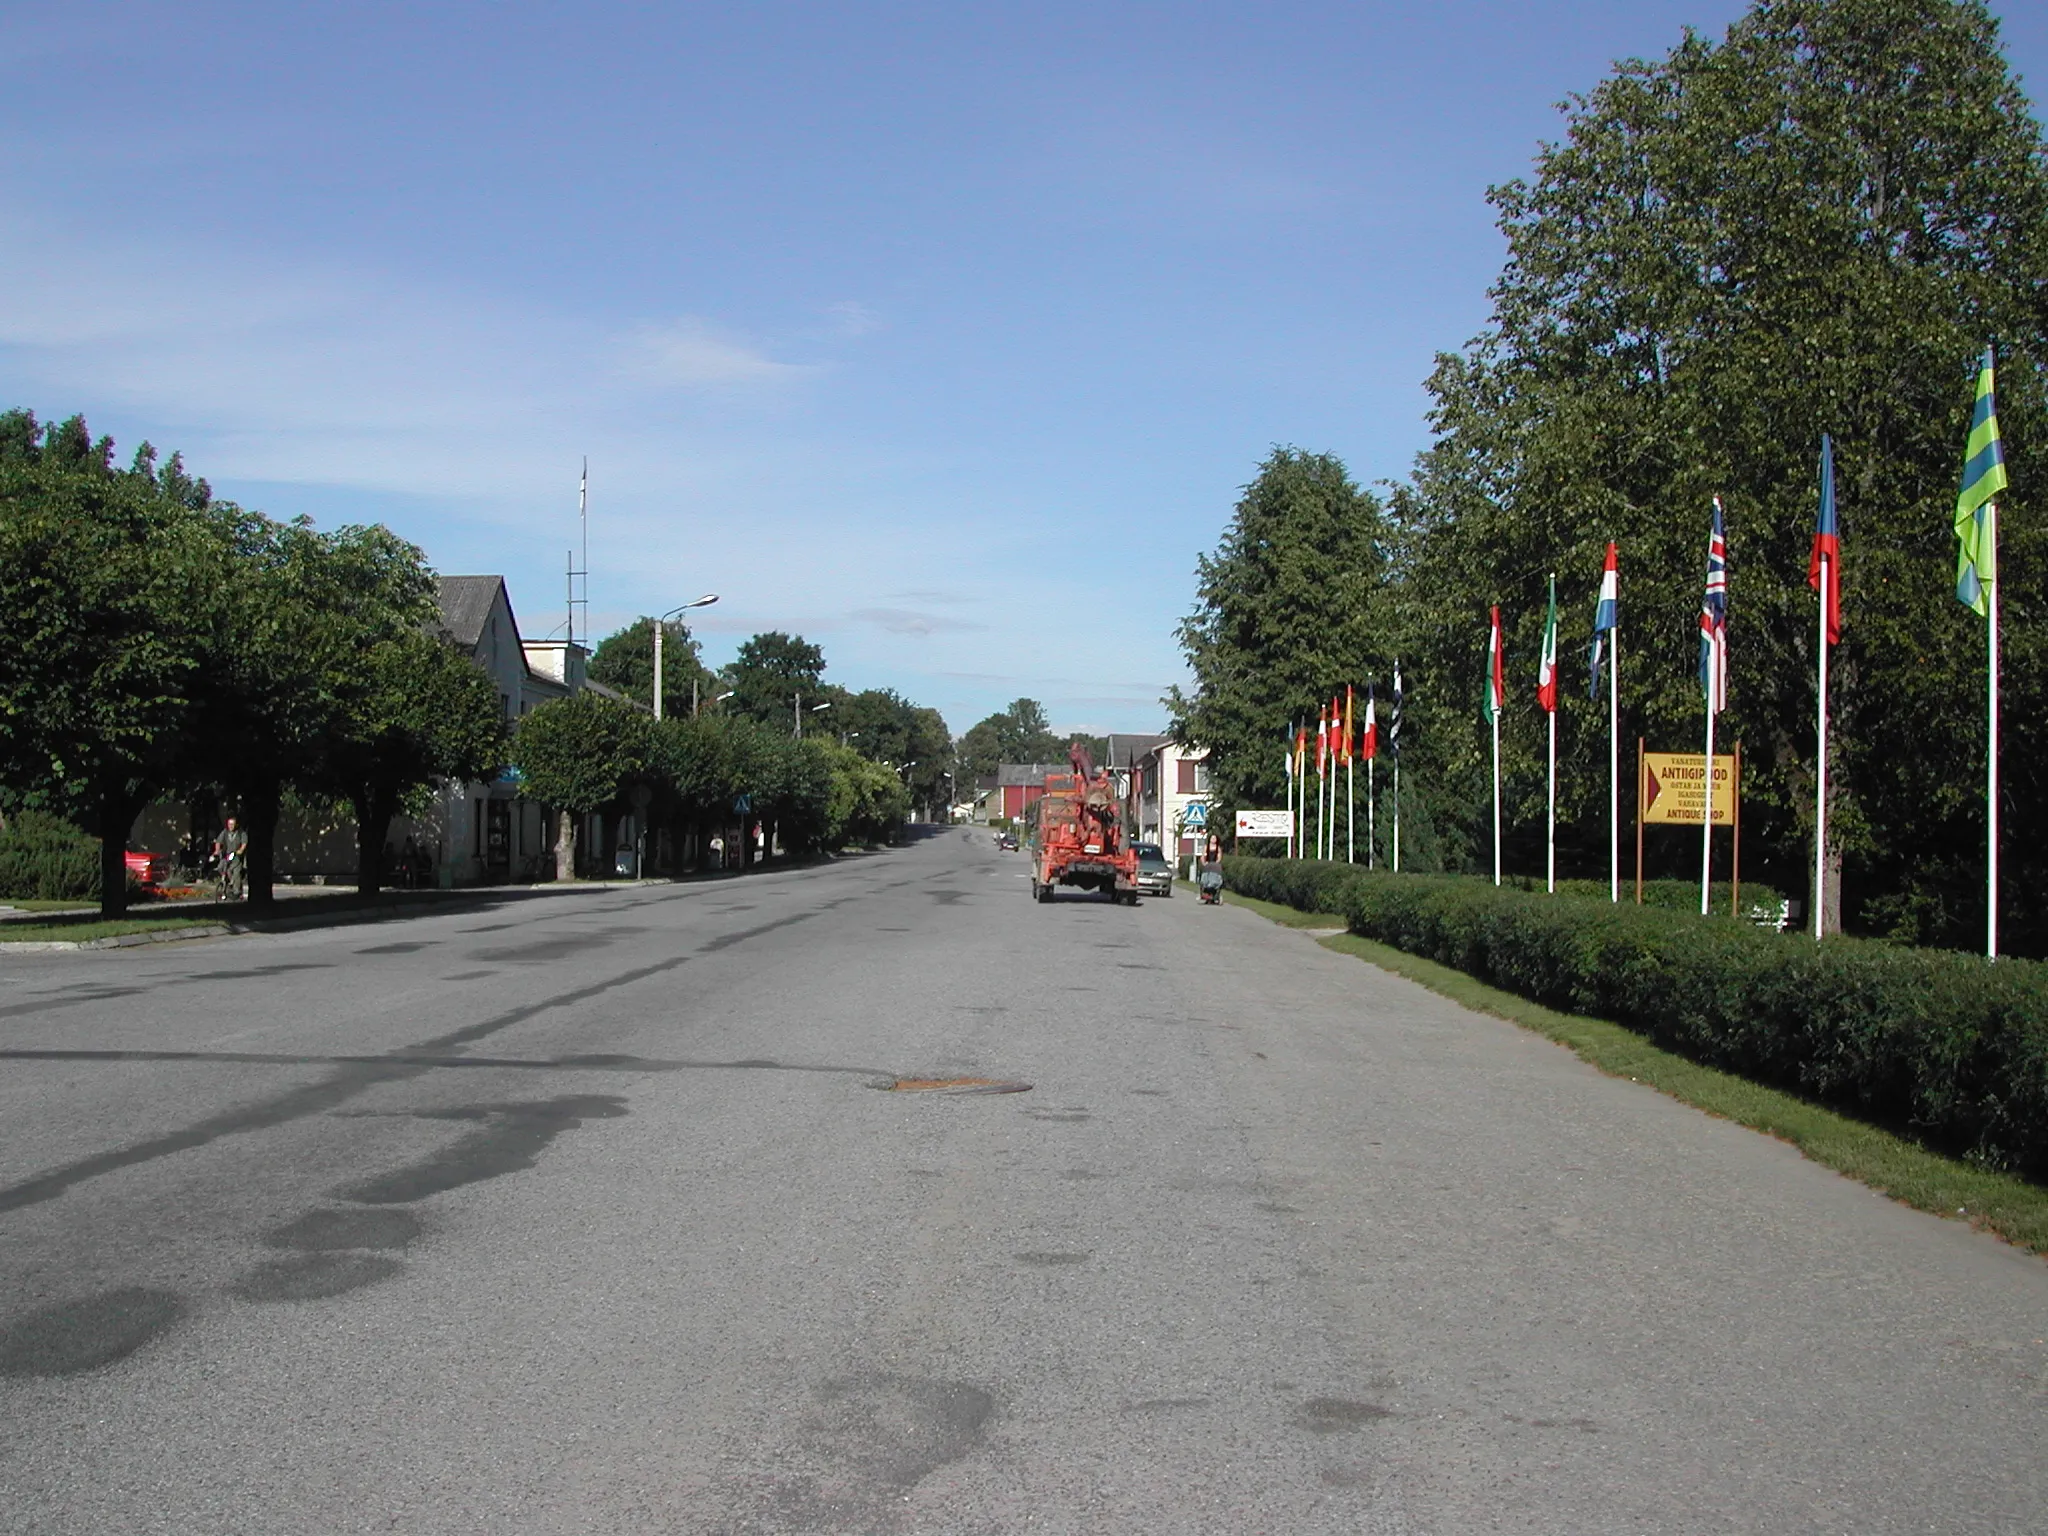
[1588,542,1617,698]
[1482,606,1505,724]
[1536,575,1559,712]
[1700,498,1729,715]
[1955,348,2006,617]
[1361,685,1377,760]
[1810,435,1841,644]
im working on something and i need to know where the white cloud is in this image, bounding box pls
[620,318,817,386]
[849,607,986,637]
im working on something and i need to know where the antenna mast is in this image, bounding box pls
[567,458,590,650]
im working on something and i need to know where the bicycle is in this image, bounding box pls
[215,852,245,903]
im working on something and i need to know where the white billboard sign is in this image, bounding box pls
[1235,809,1294,838]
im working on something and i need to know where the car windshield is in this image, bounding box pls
[1138,850,1170,870]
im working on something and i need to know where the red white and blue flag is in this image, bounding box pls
[1700,499,1729,715]
[1809,435,1841,645]
[1588,541,1617,698]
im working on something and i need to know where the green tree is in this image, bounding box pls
[324,631,507,893]
[1403,0,2048,945]
[956,698,1065,782]
[727,631,827,730]
[0,413,233,915]
[1168,448,1397,843]
[589,616,710,718]
[512,694,654,879]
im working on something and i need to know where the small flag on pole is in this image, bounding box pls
[1537,577,1559,712]
[1956,349,2007,616]
[1341,689,1353,765]
[1361,686,1377,760]
[1316,707,1328,771]
[1390,663,1403,757]
[1810,435,1841,643]
[1482,607,1506,723]
[1700,500,1729,715]
[1588,542,1617,698]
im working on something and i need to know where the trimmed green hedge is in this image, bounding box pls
[1223,857,2048,1179]
[0,812,102,901]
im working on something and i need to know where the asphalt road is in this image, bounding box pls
[0,828,2042,1534]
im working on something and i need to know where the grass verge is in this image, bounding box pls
[1224,889,2048,1257]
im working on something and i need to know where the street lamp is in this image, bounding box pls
[652,595,718,722]
[796,696,831,738]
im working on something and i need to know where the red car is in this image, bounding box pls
[124,850,168,894]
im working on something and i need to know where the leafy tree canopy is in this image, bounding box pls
[589,616,710,717]
[727,631,827,728]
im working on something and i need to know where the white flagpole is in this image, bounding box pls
[1609,622,1619,903]
[1546,708,1556,894]
[1285,743,1294,860]
[1988,503,2000,959]
[1491,706,1502,887]
[1814,554,1829,941]
[1346,756,1354,864]
[1701,680,1717,916]
[1316,738,1326,862]
[1368,754,1376,869]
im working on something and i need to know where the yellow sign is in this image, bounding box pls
[1641,752,1738,825]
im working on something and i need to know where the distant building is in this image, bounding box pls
[982,763,1066,823]
[1132,740,1212,859]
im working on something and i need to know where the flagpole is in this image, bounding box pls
[1392,757,1401,873]
[1814,553,1829,941]
[1701,690,1717,916]
[1285,739,1294,861]
[1367,755,1375,869]
[1492,706,1502,887]
[1609,622,1619,903]
[1988,504,2000,959]
[1316,732,1326,862]
[1546,708,1556,894]
[1347,757,1354,864]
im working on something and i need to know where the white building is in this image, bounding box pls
[1132,739,1212,860]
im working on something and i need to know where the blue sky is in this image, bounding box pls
[6,2,2044,736]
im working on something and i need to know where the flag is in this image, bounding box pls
[1482,607,1505,724]
[1361,686,1378,760]
[1810,435,1841,644]
[1342,687,1354,765]
[1295,725,1307,780]
[1390,662,1403,758]
[1700,498,1729,714]
[1588,542,1617,698]
[1316,707,1328,771]
[1955,348,2007,616]
[1537,575,1559,712]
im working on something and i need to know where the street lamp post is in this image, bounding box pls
[652,595,718,722]
[796,696,831,738]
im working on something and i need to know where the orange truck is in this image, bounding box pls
[1026,744,1140,904]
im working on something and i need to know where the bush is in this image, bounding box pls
[1223,858,2048,1179]
[0,811,102,901]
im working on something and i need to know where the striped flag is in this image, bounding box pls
[1390,662,1403,757]
[1482,607,1505,724]
[1700,499,1729,714]
[1316,706,1328,770]
[1361,686,1377,760]
[1955,349,2007,616]
[1588,542,1617,698]
[1536,576,1559,712]
[1341,687,1354,765]
[1810,435,1841,644]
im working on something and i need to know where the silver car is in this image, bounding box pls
[1134,842,1174,897]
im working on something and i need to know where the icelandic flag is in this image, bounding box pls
[1810,435,1841,645]
[1537,575,1559,713]
[1700,499,1729,715]
[1588,542,1617,698]
[1361,686,1378,761]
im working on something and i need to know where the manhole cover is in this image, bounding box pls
[878,1077,1033,1095]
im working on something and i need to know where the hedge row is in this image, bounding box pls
[0,811,102,901]
[1222,856,2048,1179]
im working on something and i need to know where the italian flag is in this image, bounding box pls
[1536,575,1559,713]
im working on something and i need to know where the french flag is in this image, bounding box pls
[1809,435,1841,645]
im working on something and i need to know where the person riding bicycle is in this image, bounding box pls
[212,816,248,901]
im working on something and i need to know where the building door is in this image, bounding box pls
[485,801,511,872]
